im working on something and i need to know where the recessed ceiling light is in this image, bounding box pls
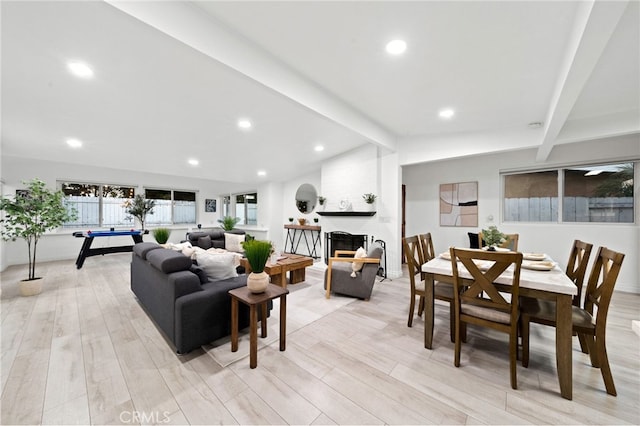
[257,170,266,177]
[385,39,407,55]
[237,119,252,129]
[314,145,324,152]
[188,159,199,166]
[67,61,94,78]
[66,138,83,148]
[438,108,455,119]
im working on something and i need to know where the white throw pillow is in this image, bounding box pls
[224,233,245,253]
[195,251,238,281]
[169,242,192,251]
[351,246,368,277]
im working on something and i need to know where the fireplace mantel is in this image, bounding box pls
[316,211,376,217]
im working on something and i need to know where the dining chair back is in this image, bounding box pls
[521,246,625,396]
[565,239,594,307]
[410,233,456,340]
[403,235,426,327]
[478,232,519,251]
[520,239,594,356]
[450,247,523,389]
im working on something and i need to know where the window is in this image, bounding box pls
[62,182,135,227]
[221,192,258,225]
[504,171,558,222]
[62,183,197,227]
[236,193,257,225]
[563,163,634,223]
[145,189,196,225]
[503,162,635,223]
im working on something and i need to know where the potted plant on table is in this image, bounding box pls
[0,178,77,296]
[124,194,155,231]
[481,225,506,251]
[242,239,273,293]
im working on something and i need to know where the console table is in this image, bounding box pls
[284,224,321,259]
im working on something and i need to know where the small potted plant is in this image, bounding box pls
[0,178,77,296]
[242,239,273,293]
[217,216,240,231]
[152,227,171,245]
[363,193,377,211]
[288,217,294,223]
[298,217,306,226]
[481,225,506,250]
[124,194,155,231]
[318,196,326,206]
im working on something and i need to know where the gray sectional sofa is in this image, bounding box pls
[130,242,256,354]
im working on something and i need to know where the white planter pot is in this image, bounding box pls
[247,271,269,294]
[19,277,43,296]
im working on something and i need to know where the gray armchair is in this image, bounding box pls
[323,244,383,300]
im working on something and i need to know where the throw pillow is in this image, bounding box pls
[197,235,213,250]
[224,233,245,253]
[351,246,368,277]
[189,265,209,284]
[195,251,238,281]
[169,242,192,251]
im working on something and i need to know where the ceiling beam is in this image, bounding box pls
[536,0,629,162]
[106,0,397,152]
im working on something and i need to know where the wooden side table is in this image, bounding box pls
[229,284,289,368]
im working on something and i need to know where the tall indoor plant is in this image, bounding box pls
[242,239,273,293]
[0,178,77,296]
[124,194,155,230]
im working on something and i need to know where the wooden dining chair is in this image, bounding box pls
[519,240,594,354]
[450,247,523,389]
[521,246,625,396]
[416,233,455,341]
[478,232,519,251]
[403,235,426,327]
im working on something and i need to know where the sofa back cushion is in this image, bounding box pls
[187,229,246,250]
[147,249,193,274]
[133,242,162,260]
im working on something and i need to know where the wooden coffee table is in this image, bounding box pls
[241,253,313,288]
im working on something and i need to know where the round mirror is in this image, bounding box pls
[295,183,317,214]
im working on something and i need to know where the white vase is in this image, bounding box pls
[247,271,269,293]
[365,202,376,211]
[19,277,43,296]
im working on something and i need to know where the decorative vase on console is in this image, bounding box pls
[242,240,273,293]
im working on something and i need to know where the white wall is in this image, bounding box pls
[0,156,252,271]
[320,144,402,278]
[402,135,640,293]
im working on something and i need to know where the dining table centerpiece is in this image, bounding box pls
[481,225,506,250]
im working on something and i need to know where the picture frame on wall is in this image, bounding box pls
[205,199,216,213]
[439,181,478,227]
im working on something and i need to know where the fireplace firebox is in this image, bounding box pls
[324,231,368,264]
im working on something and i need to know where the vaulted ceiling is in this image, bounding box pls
[2,1,638,185]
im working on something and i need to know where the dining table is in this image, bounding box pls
[422,250,577,400]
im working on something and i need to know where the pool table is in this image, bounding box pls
[73,229,148,269]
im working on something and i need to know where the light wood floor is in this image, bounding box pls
[2,254,639,425]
